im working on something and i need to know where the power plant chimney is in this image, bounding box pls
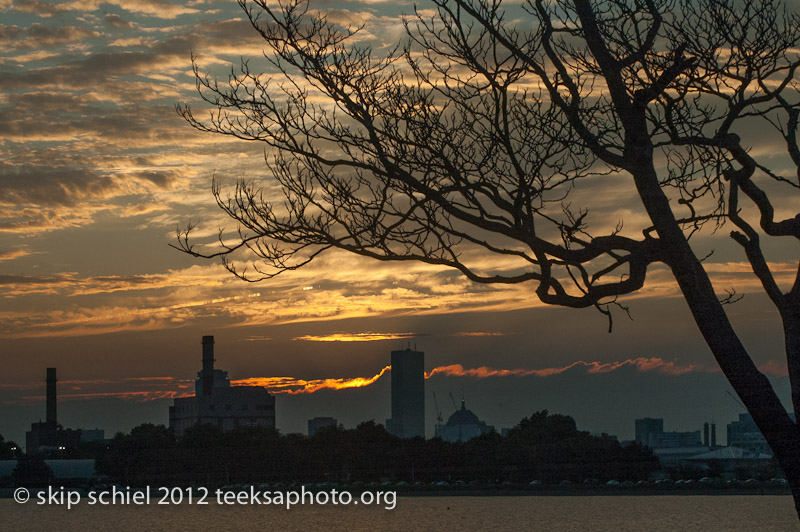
[46,367,57,428]
[202,336,215,396]
[711,422,717,447]
[703,422,709,447]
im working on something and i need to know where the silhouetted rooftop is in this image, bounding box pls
[446,400,481,426]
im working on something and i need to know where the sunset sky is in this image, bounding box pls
[1,0,796,448]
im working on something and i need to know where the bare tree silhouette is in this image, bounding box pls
[177,0,800,514]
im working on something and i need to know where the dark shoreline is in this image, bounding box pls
[1,485,792,499]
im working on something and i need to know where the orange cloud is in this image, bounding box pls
[234,357,707,396]
[0,248,39,262]
[758,360,789,377]
[244,335,272,342]
[293,332,417,342]
[232,365,392,395]
[425,358,707,379]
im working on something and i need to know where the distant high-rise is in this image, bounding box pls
[386,347,425,439]
[635,417,663,448]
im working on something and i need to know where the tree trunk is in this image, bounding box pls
[630,156,800,517]
[783,301,800,423]
[782,306,800,516]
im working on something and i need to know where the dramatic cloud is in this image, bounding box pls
[233,365,392,395]
[3,245,793,340]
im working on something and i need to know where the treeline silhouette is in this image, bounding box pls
[93,411,657,486]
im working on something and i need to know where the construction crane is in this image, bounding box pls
[432,391,443,424]
[448,391,458,411]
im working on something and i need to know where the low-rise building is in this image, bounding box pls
[634,417,701,449]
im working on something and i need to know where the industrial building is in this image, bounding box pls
[26,368,100,453]
[168,336,276,437]
[435,399,494,442]
[386,347,425,439]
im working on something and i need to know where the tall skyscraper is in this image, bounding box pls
[386,347,425,439]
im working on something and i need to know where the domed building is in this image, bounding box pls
[435,399,494,442]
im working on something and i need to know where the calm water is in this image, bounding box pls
[2,496,797,531]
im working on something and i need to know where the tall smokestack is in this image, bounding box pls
[711,422,717,447]
[202,336,215,396]
[703,422,709,447]
[46,367,57,428]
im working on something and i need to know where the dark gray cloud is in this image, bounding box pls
[0,35,194,90]
[0,155,185,209]
[0,25,22,41]
[0,95,188,144]
[0,23,98,49]
[104,14,132,29]
[0,164,113,207]
[191,17,264,41]
[2,90,89,112]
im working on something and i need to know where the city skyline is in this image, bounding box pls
[3,336,792,451]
